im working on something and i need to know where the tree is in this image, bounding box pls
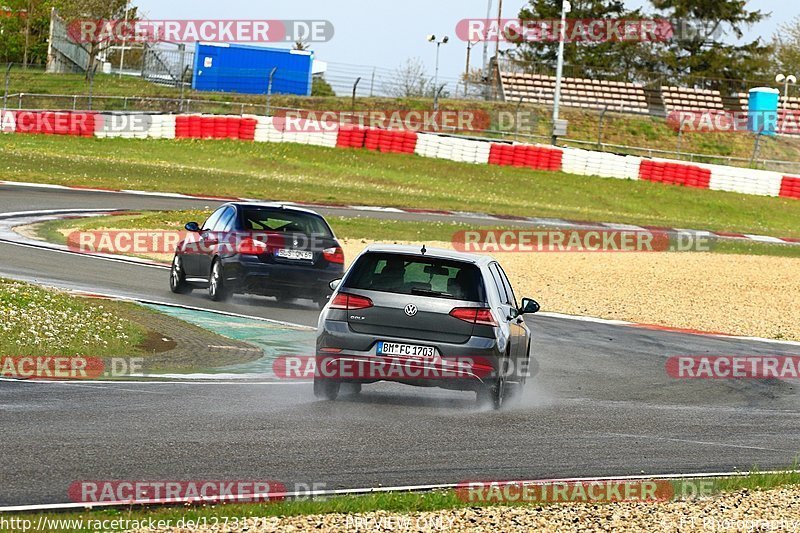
[386,57,430,98]
[512,0,652,80]
[311,76,335,96]
[773,16,800,75]
[0,0,51,65]
[649,0,772,89]
[56,0,130,78]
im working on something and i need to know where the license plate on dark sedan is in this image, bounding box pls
[276,249,313,260]
[377,341,435,358]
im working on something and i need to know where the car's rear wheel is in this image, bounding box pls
[477,375,506,410]
[208,259,231,301]
[169,255,192,294]
[313,378,340,400]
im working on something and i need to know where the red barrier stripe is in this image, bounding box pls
[639,160,710,189]
[779,176,800,199]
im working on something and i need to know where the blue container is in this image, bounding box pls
[748,87,780,136]
[192,43,313,96]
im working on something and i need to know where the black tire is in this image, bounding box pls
[477,376,506,410]
[208,259,231,301]
[169,255,193,294]
[313,378,340,400]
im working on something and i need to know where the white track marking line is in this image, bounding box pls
[2,469,798,512]
[604,432,794,453]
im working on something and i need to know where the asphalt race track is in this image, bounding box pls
[1,183,800,507]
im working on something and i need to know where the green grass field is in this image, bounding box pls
[2,134,800,238]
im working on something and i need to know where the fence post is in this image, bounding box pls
[351,77,361,112]
[676,118,686,155]
[265,67,277,116]
[179,65,191,113]
[597,105,608,150]
[514,97,524,140]
[88,64,98,111]
[72,95,77,110]
[750,131,763,167]
[18,92,22,109]
[2,63,11,113]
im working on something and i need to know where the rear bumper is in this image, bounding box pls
[225,257,343,297]
[316,319,503,391]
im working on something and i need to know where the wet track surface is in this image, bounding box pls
[1,184,799,506]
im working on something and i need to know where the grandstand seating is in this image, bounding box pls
[500,72,649,114]
[661,86,724,111]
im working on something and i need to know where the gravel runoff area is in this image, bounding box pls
[341,240,800,342]
[128,486,800,532]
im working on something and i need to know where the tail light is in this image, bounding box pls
[330,292,373,310]
[449,307,497,326]
[237,237,268,255]
[323,246,345,264]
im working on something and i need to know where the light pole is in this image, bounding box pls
[427,34,449,111]
[775,73,797,110]
[551,0,571,145]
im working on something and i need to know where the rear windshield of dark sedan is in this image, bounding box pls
[241,208,333,237]
[344,252,485,301]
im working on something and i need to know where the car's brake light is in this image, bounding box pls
[322,246,345,264]
[330,292,373,310]
[237,237,268,255]
[449,307,497,326]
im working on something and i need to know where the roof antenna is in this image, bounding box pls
[421,244,427,255]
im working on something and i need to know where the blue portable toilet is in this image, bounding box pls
[192,43,314,96]
[748,87,780,136]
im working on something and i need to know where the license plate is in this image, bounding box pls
[377,341,435,358]
[276,249,313,260]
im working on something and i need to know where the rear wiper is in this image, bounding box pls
[411,288,453,298]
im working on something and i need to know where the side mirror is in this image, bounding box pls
[519,297,540,315]
[185,222,201,232]
[329,279,342,291]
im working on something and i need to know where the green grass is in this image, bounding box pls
[3,135,800,238]
[0,278,145,357]
[2,470,799,532]
[34,211,800,258]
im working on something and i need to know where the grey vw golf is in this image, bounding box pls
[314,244,540,409]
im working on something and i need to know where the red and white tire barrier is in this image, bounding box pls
[2,110,800,201]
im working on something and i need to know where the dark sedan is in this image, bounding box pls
[169,202,344,306]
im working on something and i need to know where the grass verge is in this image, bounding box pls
[0,278,261,371]
[2,135,800,238]
[32,211,800,259]
[2,470,798,532]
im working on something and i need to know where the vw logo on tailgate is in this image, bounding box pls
[404,304,418,317]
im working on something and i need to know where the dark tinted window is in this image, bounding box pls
[345,253,485,301]
[241,208,332,237]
